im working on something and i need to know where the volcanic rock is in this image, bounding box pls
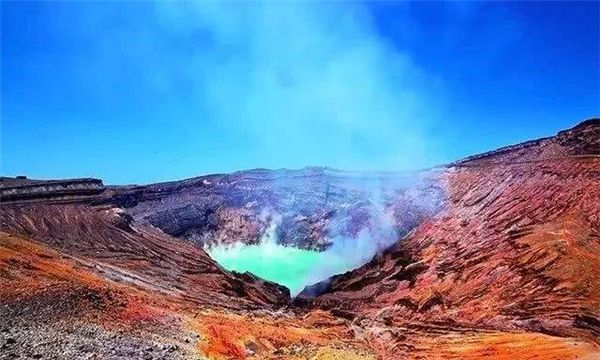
[105,167,444,250]
[298,118,600,358]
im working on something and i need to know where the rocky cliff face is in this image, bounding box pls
[107,168,445,251]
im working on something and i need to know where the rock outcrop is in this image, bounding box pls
[0,177,105,203]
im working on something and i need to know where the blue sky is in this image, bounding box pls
[2,1,598,184]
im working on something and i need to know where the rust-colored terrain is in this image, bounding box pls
[1,119,599,359]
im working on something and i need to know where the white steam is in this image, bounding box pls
[207,174,443,296]
[154,1,447,293]
[153,1,443,171]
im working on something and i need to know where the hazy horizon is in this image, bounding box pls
[2,1,599,184]
[2,117,597,186]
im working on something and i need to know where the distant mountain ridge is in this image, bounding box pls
[455,117,599,166]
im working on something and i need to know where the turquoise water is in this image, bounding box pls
[207,241,347,296]
[206,218,386,296]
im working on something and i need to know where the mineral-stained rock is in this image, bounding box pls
[299,119,600,352]
[0,203,290,310]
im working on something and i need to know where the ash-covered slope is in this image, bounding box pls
[0,180,292,358]
[297,119,600,356]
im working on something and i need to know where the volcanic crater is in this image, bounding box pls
[1,119,599,359]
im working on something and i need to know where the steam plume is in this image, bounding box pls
[154,1,443,171]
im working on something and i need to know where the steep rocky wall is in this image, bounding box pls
[108,168,445,250]
[299,120,600,344]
